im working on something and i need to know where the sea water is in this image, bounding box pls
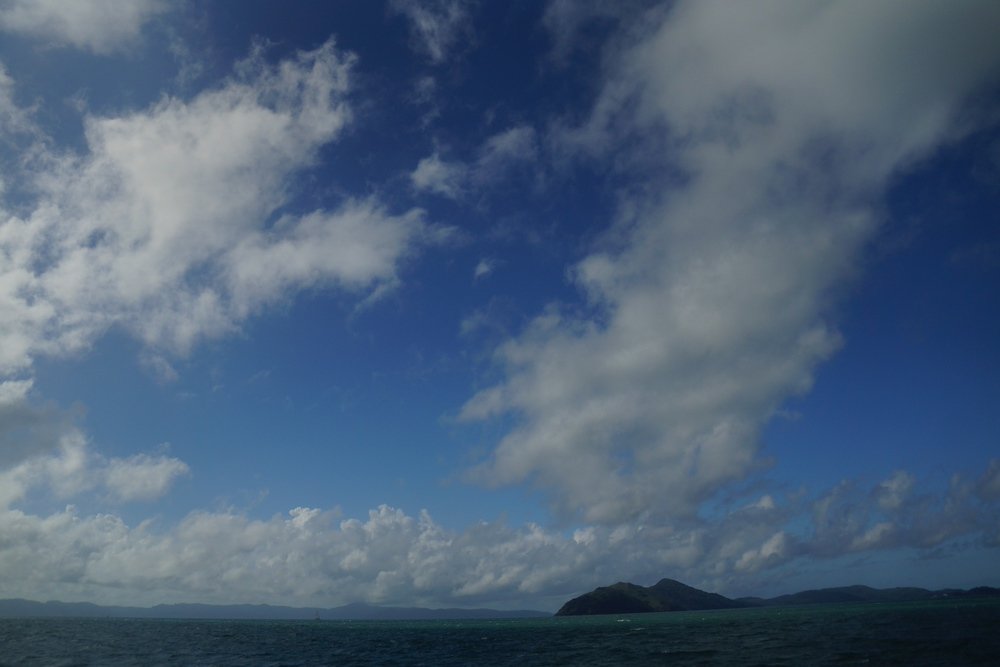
[2,598,998,665]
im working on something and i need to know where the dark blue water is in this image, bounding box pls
[2,598,998,665]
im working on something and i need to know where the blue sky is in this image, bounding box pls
[0,0,998,611]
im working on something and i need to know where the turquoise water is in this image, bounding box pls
[2,598,998,665]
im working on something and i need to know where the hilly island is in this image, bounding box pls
[555,578,1000,616]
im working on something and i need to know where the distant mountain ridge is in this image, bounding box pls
[555,579,1000,616]
[0,598,549,621]
[5,581,998,620]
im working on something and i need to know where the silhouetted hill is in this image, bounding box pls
[555,578,744,616]
[556,580,1000,616]
[0,598,549,620]
[744,585,928,606]
[742,585,1000,607]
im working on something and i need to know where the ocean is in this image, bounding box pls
[2,598,998,666]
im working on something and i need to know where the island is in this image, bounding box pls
[555,578,1000,616]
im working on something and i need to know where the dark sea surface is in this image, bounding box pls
[2,598,998,666]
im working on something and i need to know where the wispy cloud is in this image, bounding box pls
[473,258,497,280]
[411,125,538,201]
[389,0,477,65]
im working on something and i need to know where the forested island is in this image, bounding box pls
[555,578,1000,616]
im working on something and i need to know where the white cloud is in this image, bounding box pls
[1,462,996,607]
[0,378,71,468]
[462,0,1000,525]
[0,63,38,140]
[411,125,538,201]
[0,432,84,507]
[0,0,165,54]
[476,126,537,177]
[735,531,788,572]
[389,0,476,65]
[411,153,466,199]
[0,378,30,404]
[800,466,1000,558]
[139,352,179,384]
[0,37,433,374]
[876,470,915,511]
[0,424,188,507]
[104,453,189,502]
[473,258,496,280]
[0,38,435,523]
[223,201,429,318]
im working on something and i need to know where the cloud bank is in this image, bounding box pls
[1,461,997,608]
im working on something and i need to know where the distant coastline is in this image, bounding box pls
[555,578,1000,616]
[0,599,549,621]
[5,579,998,620]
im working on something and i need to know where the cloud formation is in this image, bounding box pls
[0,38,431,374]
[0,36,434,571]
[104,453,190,502]
[0,0,165,53]
[1,462,997,608]
[411,125,538,201]
[1,1,997,611]
[389,0,476,64]
[462,0,1000,524]
[0,421,188,508]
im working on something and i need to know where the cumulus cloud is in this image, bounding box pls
[104,453,190,502]
[0,0,165,54]
[0,501,765,607]
[411,153,466,199]
[0,379,72,468]
[0,36,435,534]
[0,37,432,374]
[411,125,538,201]
[1,462,996,607]
[735,532,788,573]
[462,0,1000,525]
[389,0,476,65]
[0,424,188,508]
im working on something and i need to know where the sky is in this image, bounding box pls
[0,0,998,612]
